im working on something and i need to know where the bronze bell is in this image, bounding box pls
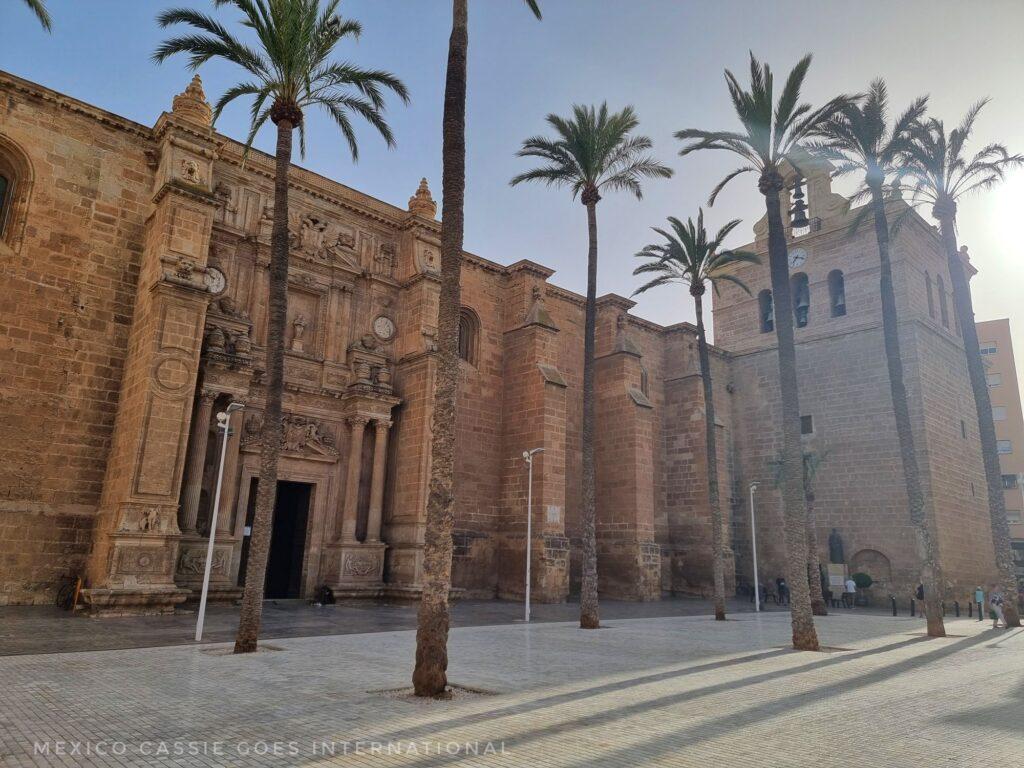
[790,177,810,229]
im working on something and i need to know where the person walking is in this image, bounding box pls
[990,585,1006,629]
[844,577,857,609]
[776,577,790,606]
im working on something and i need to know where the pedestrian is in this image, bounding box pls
[776,577,789,606]
[990,585,1006,629]
[915,583,926,618]
[844,576,857,609]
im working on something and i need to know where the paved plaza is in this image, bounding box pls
[0,610,1020,767]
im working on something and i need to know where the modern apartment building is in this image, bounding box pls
[976,318,1024,586]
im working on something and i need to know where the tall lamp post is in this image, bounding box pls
[522,447,544,622]
[749,481,760,613]
[195,401,244,642]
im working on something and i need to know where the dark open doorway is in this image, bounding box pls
[238,480,312,599]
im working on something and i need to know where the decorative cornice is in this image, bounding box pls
[0,70,153,140]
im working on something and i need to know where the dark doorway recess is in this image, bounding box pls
[238,480,312,599]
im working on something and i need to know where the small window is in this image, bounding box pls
[828,270,846,317]
[998,439,1013,454]
[1008,510,1023,524]
[1002,474,1018,490]
[925,272,935,318]
[936,275,949,328]
[987,373,1002,387]
[791,273,810,328]
[980,342,998,355]
[993,406,1007,421]
[457,308,479,366]
[800,415,814,435]
[758,289,774,334]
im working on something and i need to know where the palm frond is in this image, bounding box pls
[154,0,408,158]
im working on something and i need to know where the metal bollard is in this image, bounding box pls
[942,602,947,617]
[968,601,973,618]
[910,598,916,617]
[977,601,983,622]
[891,595,897,616]
[954,600,960,617]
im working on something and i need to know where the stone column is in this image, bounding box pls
[366,419,392,542]
[340,416,369,541]
[216,408,243,534]
[180,391,216,534]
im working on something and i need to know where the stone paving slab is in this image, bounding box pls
[0,597,808,656]
[1,612,1020,767]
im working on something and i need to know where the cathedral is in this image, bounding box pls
[0,70,1000,614]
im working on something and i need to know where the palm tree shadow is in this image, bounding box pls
[314,634,954,768]
[559,631,991,767]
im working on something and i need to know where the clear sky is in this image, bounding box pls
[2,0,1022,354]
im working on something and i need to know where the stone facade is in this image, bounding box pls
[0,71,1000,611]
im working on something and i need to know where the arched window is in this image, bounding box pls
[0,174,10,238]
[0,136,33,251]
[828,270,846,317]
[457,308,479,365]
[925,272,935,318]
[791,272,810,328]
[937,275,949,328]
[758,289,774,333]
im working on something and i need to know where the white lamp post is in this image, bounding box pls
[195,401,244,642]
[522,447,544,622]
[749,481,760,613]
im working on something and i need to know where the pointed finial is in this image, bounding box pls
[408,178,437,218]
[172,74,213,127]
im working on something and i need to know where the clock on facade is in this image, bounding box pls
[204,266,227,295]
[788,248,808,269]
[372,315,396,341]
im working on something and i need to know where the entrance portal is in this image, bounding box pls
[238,480,312,599]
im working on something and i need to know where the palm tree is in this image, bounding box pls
[21,0,51,30]
[632,212,758,620]
[771,448,831,615]
[900,103,1024,628]
[676,53,853,650]
[155,0,408,654]
[807,81,948,635]
[413,0,541,699]
[511,103,672,630]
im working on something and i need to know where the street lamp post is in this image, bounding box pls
[195,401,244,642]
[749,482,760,613]
[522,447,544,622]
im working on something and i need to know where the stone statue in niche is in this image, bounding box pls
[828,528,845,564]
[291,314,307,352]
[257,205,274,240]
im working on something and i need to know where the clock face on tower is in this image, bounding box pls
[788,248,808,269]
[204,266,227,296]
[372,315,396,341]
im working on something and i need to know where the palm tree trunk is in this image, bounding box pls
[762,182,819,651]
[579,197,600,629]
[938,207,1021,628]
[694,291,726,620]
[805,488,827,615]
[870,185,945,636]
[233,118,293,653]
[413,0,468,696]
